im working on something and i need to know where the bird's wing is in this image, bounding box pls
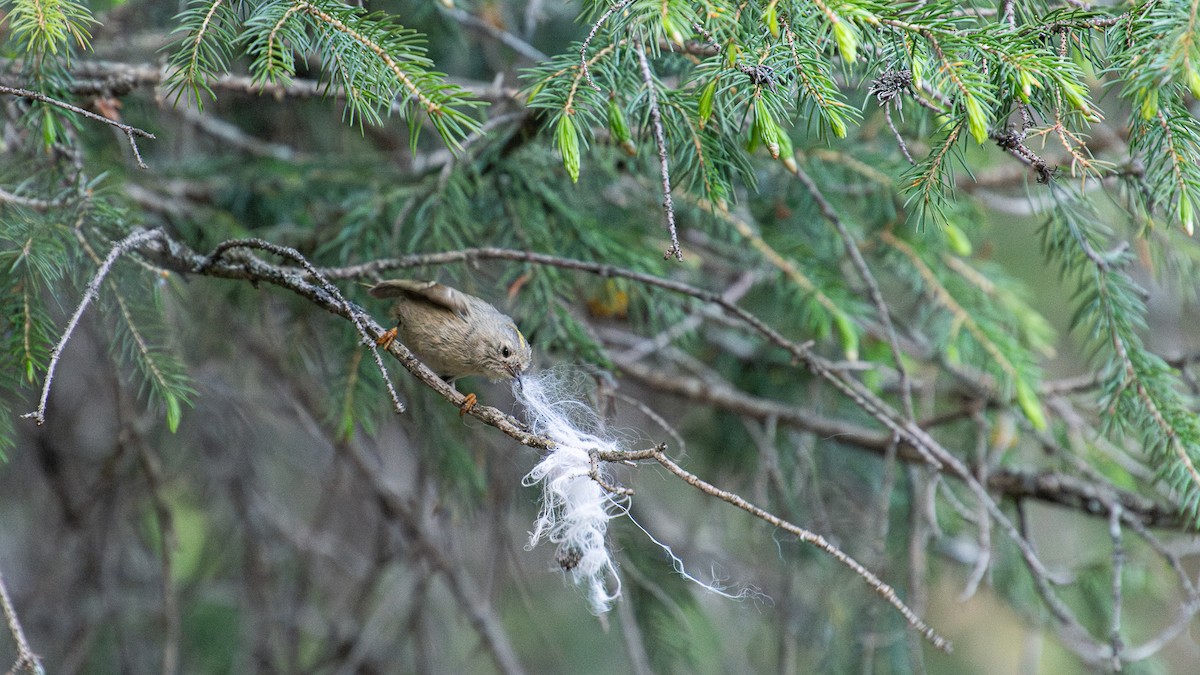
[368,279,472,316]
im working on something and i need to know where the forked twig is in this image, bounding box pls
[0,84,156,168]
[198,238,406,413]
[22,229,164,424]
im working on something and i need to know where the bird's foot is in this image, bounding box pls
[459,392,477,416]
[376,327,398,350]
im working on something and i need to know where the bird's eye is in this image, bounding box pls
[501,346,511,358]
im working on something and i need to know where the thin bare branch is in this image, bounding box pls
[1109,505,1125,671]
[198,238,406,414]
[22,229,165,425]
[0,569,40,675]
[0,84,155,168]
[634,42,683,261]
[580,0,633,92]
[439,5,548,61]
[600,444,953,652]
[343,437,528,675]
[794,165,916,421]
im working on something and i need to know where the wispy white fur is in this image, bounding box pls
[516,370,766,613]
[517,372,625,614]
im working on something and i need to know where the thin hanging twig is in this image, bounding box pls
[634,42,683,261]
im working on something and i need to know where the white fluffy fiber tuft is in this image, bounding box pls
[516,371,626,614]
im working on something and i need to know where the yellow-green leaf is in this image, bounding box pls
[1140,89,1159,121]
[338,406,356,442]
[556,115,581,183]
[1016,70,1041,104]
[165,393,183,433]
[943,223,972,256]
[746,119,761,153]
[606,100,628,140]
[828,114,847,139]
[1188,67,1200,100]
[832,18,858,64]
[775,120,795,170]
[833,312,859,361]
[1180,194,1195,236]
[758,110,777,158]
[526,81,545,106]
[964,94,989,144]
[765,0,779,38]
[1015,379,1047,431]
[945,340,960,365]
[698,80,717,129]
[1058,77,1094,118]
[661,13,686,47]
[42,108,63,146]
[753,98,781,158]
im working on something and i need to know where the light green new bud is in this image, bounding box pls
[698,80,717,129]
[1179,194,1195,236]
[964,94,989,144]
[1140,88,1159,121]
[943,223,973,256]
[607,98,635,156]
[832,18,858,65]
[556,115,581,183]
[833,312,859,361]
[1188,67,1200,100]
[1015,379,1047,431]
